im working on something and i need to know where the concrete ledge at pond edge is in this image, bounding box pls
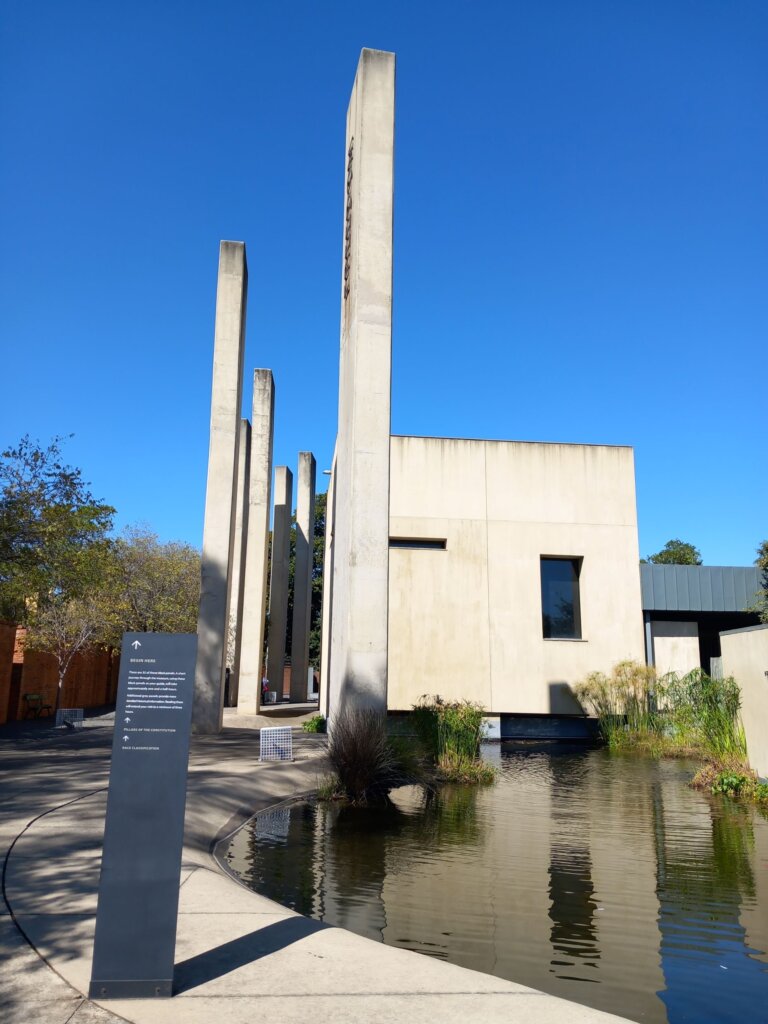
[5,734,632,1024]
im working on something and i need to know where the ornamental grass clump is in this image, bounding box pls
[660,669,746,760]
[411,696,496,784]
[574,661,660,751]
[326,707,430,804]
[576,660,748,764]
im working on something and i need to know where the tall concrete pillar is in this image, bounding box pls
[226,418,251,706]
[237,369,274,716]
[265,466,293,700]
[319,450,336,720]
[327,50,395,718]
[290,452,316,702]
[193,241,247,734]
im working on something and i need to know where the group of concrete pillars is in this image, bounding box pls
[192,241,317,734]
[193,49,395,733]
[265,454,317,706]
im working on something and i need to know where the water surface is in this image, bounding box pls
[224,745,768,1023]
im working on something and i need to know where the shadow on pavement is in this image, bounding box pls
[173,915,329,993]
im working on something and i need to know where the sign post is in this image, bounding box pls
[89,632,197,999]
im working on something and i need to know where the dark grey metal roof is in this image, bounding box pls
[640,564,762,613]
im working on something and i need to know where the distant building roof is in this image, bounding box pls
[640,564,762,613]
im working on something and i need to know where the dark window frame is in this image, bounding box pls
[389,537,447,550]
[540,556,583,640]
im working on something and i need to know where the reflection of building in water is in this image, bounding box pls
[582,758,666,1022]
[381,752,668,1022]
[548,755,600,980]
[225,755,768,1024]
[381,760,554,979]
[312,802,389,944]
[551,753,666,1023]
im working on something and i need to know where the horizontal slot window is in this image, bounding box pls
[389,537,447,550]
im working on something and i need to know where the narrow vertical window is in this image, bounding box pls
[541,557,582,639]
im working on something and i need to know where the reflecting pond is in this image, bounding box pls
[223,744,768,1023]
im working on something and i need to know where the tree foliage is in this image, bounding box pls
[1,437,202,708]
[285,490,326,667]
[0,435,115,622]
[754,539,768,623]
[0,436,116,709]
[107,525,200,641]
[309,491,326,665]
[24,593,113,709]
[645,538,703,565]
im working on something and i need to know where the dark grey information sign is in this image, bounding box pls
[89,632,197,999]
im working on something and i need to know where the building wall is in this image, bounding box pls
[651,620,701,678]
[388,436,645,714]
[0,623,16,725]
[0,626,119,724]
[721,624,768,778]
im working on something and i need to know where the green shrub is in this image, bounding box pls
[711,771,751,796]
[302,713,326,733]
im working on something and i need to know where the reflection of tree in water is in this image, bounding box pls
[548,752,600,980]
[653,786,755,912]
[419,784,482,847]
[653,781,763,1024]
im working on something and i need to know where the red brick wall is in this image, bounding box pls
[0,627,120,722]
[0,624,17,726]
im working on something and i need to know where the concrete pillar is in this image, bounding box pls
[327,50,395,718]
[643,611,654,668]
[193,241,247,734]
[290,452,316,702]
[237,369,275,716]
[319,450,336,720]
[265,466,293,701]
[226,418,251,706]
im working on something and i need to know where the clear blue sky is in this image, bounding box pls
[1,1,765,564]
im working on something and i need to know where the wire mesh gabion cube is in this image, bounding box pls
[55,708,84,729]
[259,725,293,762]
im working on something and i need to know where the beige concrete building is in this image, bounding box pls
[387,435,645,716]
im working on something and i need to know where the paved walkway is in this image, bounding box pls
[1,712,630,1024]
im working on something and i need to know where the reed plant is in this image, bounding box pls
[575,661,747,761]
[411,696,496,784]
[574,661,660,750]
[659,669,746,760]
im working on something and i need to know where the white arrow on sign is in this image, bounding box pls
[131,640,142,649]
